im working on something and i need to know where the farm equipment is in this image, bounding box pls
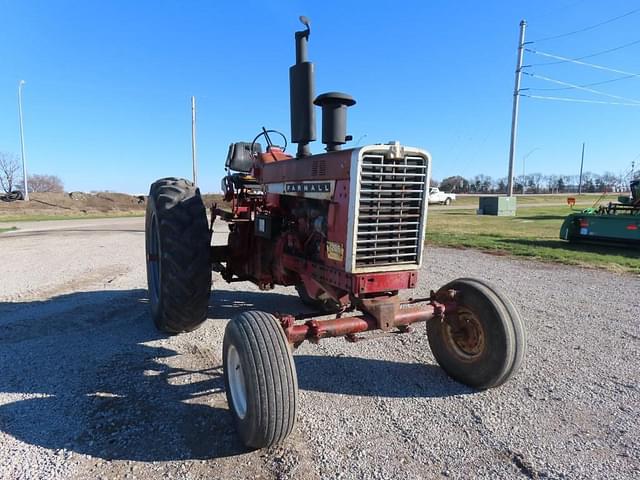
[145,17,527,449]
[560,179,640,245]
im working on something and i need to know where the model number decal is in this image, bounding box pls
[285,182,331,193]
[326,241,344,262]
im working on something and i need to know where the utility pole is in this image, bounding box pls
[578,142,585,195]
[507,20,527,197]
[18,80,29,201]
[191,96,198,187]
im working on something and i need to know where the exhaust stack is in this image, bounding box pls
[289,16,316,158]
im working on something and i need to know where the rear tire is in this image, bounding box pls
[223,311,298,449]
[145,177,211,334]
[444,197,452,206]
[427,278,526,389]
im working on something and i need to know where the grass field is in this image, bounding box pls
[449,193,618,207]
[426,203,640,274]
[0,227,17,234]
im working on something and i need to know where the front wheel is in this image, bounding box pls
[427,278,526,389]
[223,311,298,449]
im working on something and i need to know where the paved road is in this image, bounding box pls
[0,217,638,479]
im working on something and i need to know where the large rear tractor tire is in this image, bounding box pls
[223,311,298,449]
[145,177,212,334]
[427,278,526,389]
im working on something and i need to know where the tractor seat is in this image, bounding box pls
[226,142,262,173]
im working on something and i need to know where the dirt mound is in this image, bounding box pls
[0,191,229,219]
[0,192,147,218]
[201,193,227,207]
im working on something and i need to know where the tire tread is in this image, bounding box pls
[224,311,297,449]
[145,177,211,333]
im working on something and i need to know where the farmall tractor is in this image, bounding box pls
[145,17,527,449]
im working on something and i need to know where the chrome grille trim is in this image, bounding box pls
[346,146,431,273]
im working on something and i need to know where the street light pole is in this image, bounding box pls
[521,147,540,195]
[522,154,526,195]
[18,80,29,201]
[507,20,527,197]
[191,96,198,187]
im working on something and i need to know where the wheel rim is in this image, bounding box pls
[227,345,248,419]
[148,214,161,306]
[444,307,485,360]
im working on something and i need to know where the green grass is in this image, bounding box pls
[426,205,640,274]
[0,226,17,234]
[445,193,618,207]
[0,212,145,223]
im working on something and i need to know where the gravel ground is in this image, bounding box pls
[0,217,638,480]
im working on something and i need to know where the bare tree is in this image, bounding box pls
[471,174,493,193]
[0,152,21,193]
[601,171,618,190]
[17,174,64,193]
[528,173,543,193]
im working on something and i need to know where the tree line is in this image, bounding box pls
[0,151,64,194]
[436,172,628,194]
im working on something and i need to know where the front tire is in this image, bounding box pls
[427,278,526,389]
[223,311,298,449]
[145,178,211,334]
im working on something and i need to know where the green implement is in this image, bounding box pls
[560,179,640,246]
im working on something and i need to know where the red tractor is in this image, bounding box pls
[145,17,526,449]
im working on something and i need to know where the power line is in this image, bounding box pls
[521,93,640,107]
[525,73,639,91]
[525,48,640,77]
[522,71,640,104]
[529,0,587,22]
[531,7,640,42]
[529,38,640,66]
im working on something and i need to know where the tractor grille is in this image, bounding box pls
[355,154,427,269]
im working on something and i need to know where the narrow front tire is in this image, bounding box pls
[427,278,526,389]
[223,311,298,449]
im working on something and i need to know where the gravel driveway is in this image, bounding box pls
[0,217,638,479]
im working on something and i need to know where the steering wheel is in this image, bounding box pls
[250,127,287,156]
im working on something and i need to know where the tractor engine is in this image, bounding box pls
[279,196,328,263]
[216,141,431,311]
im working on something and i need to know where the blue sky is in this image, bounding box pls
[1,0,638,193]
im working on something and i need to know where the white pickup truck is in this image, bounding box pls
[428,187,456,205]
